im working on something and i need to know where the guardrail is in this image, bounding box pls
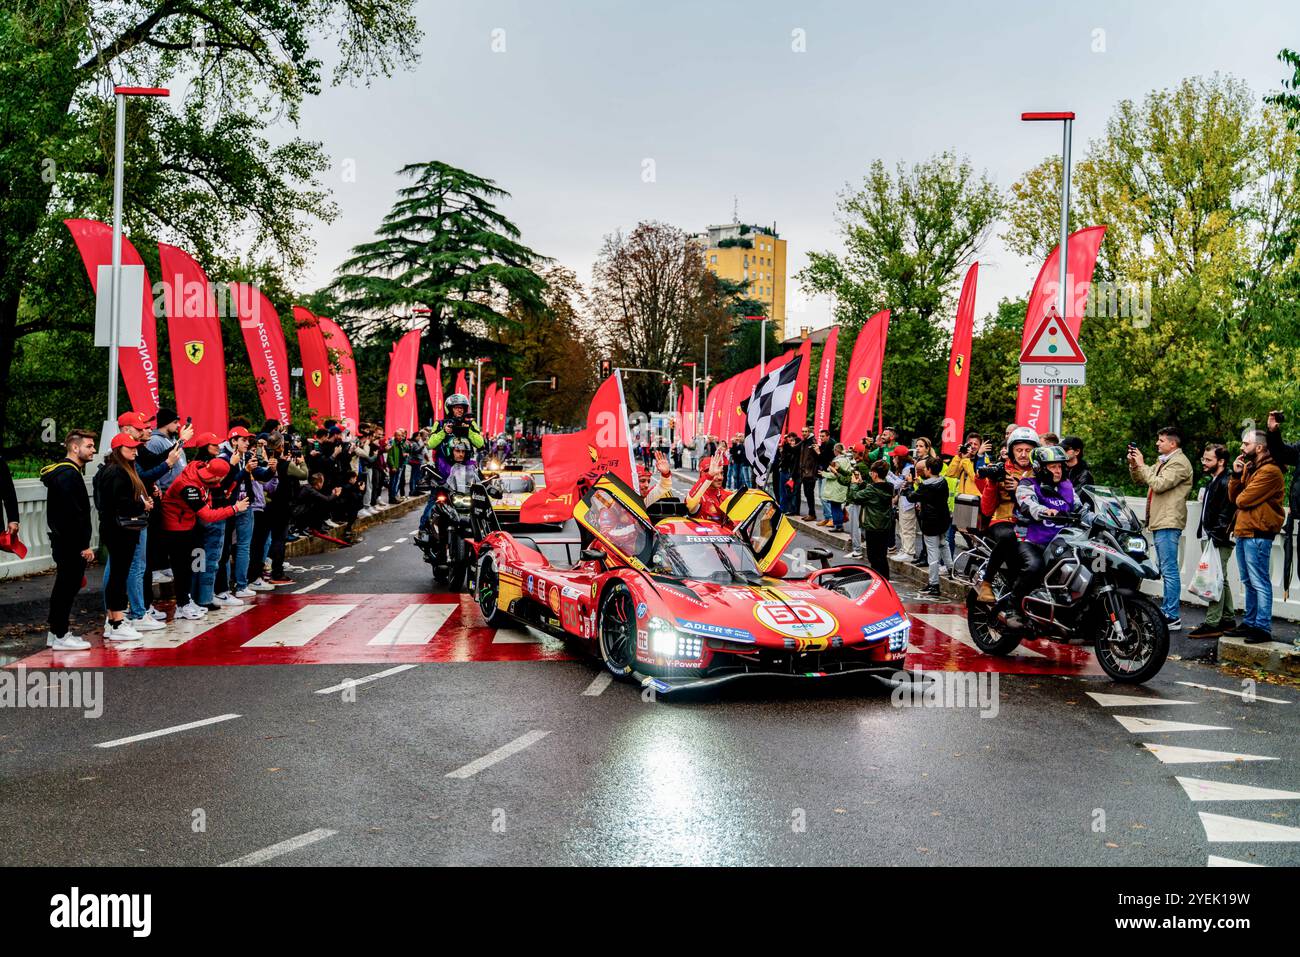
[0,475,102,580]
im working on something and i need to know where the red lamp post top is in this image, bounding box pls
[1021,111,1075,121]
[114,86,170,97]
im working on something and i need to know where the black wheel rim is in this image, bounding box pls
[478,561,497,618]
[1098,600,1157,674]
[600,590,635,671]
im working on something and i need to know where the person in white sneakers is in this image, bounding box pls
[93,434,154,642]
[41,429,98,651]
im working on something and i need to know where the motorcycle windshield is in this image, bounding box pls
[1080,486,1141,533]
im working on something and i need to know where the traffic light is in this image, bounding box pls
[548,375,558,392]
[599,359,611,378]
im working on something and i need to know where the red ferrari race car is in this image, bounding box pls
[468,473,912,695]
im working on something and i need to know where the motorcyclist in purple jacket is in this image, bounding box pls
[1005,445,1076,627]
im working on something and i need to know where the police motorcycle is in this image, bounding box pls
[952,450,1169,684]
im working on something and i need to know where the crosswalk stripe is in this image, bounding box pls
[1112,716,1231,734]
[1143,744,1278,765]
[492,628,542,644]
[241,604,357,648]
[367,604,456,646]
[1176,681,1291,704]
[581,672,613,696]
[1207,855,1265,867]
[912,612,1046,658]
[220,828,338,867]
[131,604,254,649]
[315,664,419,695]
[1086,692,1193,707]
[1199,812,1300,843]
[446,730,551,779]
[1176,776,1300,802]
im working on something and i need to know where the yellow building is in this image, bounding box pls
[696,223,787,341]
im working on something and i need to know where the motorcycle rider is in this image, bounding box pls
[975,426,1039,603]
[1004,445,1077,627]
[417,438,481,541]
[427,393,485,469]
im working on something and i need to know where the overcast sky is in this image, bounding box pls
[290,0,1298,332]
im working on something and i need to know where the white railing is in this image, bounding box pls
[0,475,100,581]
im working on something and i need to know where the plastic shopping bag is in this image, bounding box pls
[1187,541,1224,602]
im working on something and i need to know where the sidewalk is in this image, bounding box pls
[786,513,1300,680]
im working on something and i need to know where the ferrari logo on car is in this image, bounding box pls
[857,376,871,395]
[185,340,204,364]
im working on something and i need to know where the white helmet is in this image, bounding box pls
[1007,426,1039,450]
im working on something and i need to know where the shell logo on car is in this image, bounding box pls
[753,600,838,640]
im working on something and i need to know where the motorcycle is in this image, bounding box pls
[951,486,1170,684]
[413,474,477,591]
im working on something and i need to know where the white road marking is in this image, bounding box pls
[1176,681,1290,704]
[242,604,357,648]
[911,612,1046,658]
[394,537,407,543]
[95,713,241,749]
[357,555,373,563]
[492,627,541,644]
[581,673,613,696]
[446,730,551,779]
[335,566,354,575]
[1199,812,1300,843]
[315,664,418,695]
[1086,692,1193,707]
[1207,855,1265,867]
[367,604,455,646]
[220,828,338,867]
[291,579,330,594]
[1143,744,1278,765]
[1112,716,1230,734]
[378,545,393,552]
[1176,776,1300,802]
[129,604,254,650]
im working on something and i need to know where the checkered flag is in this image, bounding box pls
[742,354,803,489]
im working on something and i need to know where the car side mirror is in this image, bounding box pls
[581,548,606,564]
[805,546,832,569]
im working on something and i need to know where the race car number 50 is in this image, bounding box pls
[753,600,838,639]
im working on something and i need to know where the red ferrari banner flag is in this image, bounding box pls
[785,339,813,436]
[384,328,422,438]
[681,384,696,445]
[496,387,510,435]
[64,219,161,418]
[840,310,890,445]
[231,284,292,425]
[316,316,358,433]
[423,362,444,421]
[1015,225,1107,432]
[293,307,332,425]
[812,326,839,435]
[157,243,228,439]
[941,263,979,455]
[482,383,498,439]
[454,369,469,402]
[729,366,762,439]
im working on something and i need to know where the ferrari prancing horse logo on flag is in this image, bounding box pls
[953,354,965,377]
[310,369,323,388]
[396,383,408,397]
[795,390,804,405]
[185,341,204,365]
[857,376,871,395]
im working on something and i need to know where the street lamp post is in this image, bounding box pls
[1022,110,1075,437]
[474,357,490,421]
[105,86,168,434]
[744,315,768,375]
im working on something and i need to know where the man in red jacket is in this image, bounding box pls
[162,459,247,619]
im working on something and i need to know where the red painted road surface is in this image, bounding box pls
[11,594,1101,675]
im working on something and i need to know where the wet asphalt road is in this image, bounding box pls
[2,480,1298,867]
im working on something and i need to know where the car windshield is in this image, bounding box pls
[497,474,534,494]
[651,532,763,583]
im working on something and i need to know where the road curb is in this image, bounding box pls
[788,516,967,601]
[1217,633,1300,677]
[283,494,427,559]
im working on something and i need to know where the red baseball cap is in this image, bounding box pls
[889,444,910,458]
[190,431,220,448]
[198,459,231,483]
[116,411,150,429]
[227,426,252,440]
[110,433,142,449]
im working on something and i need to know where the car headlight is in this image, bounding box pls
[648,616,702,660]
[889,622,911,653]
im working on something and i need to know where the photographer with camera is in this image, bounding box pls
[974,426,1038,604]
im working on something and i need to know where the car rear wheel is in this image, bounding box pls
[477,554,504,627]
[597,583,637,679]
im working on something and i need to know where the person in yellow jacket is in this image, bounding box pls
[1128,427,1194,630]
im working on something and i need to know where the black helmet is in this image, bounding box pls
[1031,444,1068,487]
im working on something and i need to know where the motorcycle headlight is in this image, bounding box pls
[1126,535,1147,553]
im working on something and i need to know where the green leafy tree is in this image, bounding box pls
[1,0,420,450]
[328,161,549,370]
[963,298,1024,443]
[798,152,1003,437]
